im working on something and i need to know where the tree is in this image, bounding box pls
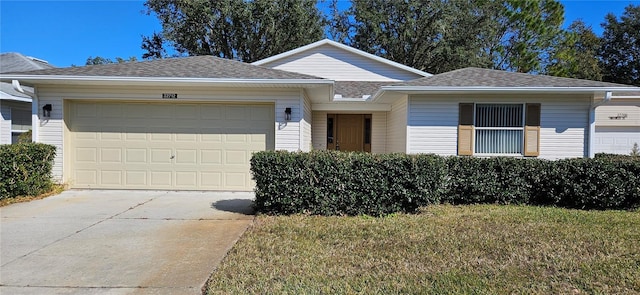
[329,0,564,74]
[332,0,495,74]
[599,5,640,86]
[141,32,167,59]
[143,0,325,62]
[545,20,602,80]
[486,0,565,73]
[85,56,137,65]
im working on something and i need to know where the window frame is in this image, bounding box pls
[473,103,526,156]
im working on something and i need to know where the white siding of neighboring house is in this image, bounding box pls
[407,94,591,159]
[0,101,11,144]
[386,97,408,153]
[34,85,305,183]
[371,112,387,153]
[259,44,423,81]
[593,101,640,154]
[300,91,313,152]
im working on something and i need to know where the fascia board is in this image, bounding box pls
[0,91,33,102]
[380,86,640,93]
[0,75,334,87]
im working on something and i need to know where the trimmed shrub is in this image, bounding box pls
[0,143,57,199]
[251,151,640,216]
[251,150,446,216]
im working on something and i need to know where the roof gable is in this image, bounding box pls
[5,55,322,80]
[398,67,630,88]
[252,39,431,81]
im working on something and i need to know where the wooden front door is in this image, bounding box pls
[327,114,371,152]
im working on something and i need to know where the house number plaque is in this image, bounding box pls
[162,93,178,99]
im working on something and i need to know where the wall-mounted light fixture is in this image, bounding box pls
[42,104,52,118]
[284,107,292,121]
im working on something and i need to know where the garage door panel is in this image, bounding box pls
[69,101,273,190]
[595,126,640,154]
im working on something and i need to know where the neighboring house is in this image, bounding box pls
[1,40,639,191]
[593,91,640,154]
[0,53,55,144]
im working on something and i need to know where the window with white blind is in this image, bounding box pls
[474,104,524,154]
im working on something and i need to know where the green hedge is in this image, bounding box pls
[0,143,57,199]
[251,151,640,216]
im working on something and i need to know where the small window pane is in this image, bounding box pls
[475,130,523,154]
[475,104,523,127]
[11,109,31,131]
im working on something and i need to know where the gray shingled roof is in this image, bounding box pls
[5,55,322,80]
[0,52,55,73]
[335,81,397,98]
[397,67,632,88]
[1,53,55,99]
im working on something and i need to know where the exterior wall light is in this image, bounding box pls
[285,107,292,121]
[43,104,52,118]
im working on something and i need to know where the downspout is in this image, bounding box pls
[588,91,612,158]
[12,80,38,142]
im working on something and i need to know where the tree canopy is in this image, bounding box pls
[599,4,640,86]
[140,0,638,84]
[143,0,325,62]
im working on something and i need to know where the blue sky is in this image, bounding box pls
[1,0,639,68]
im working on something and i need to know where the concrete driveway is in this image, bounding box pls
[0,190,255,295]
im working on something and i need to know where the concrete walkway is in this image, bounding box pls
[0,190,255,295]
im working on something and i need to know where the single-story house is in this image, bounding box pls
[1,39,639,191]
[0,53,55,144]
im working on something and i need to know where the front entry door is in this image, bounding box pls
[327,114,371,152]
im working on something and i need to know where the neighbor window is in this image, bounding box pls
[11,108,31,144]
[458,103,541,157]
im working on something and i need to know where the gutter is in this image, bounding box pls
[588,91,612,158]
[11,80,38,142]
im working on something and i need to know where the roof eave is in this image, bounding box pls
[371,86,640,101]
[0,75,334,88]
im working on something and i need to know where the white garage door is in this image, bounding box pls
[68,101,274,190]
[594,126,640,155]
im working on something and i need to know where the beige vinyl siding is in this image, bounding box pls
[1,102,12,144]
[35,85,305,185]
[386,97,408,153]
[275,98,301,151]
[408,94,591,159]
[261,44,422,81]
[301,92,313,151]
[371,112,387,153]
[595,103,640,127]
[312,111,328,150]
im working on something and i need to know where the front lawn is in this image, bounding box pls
[206,205,640,294]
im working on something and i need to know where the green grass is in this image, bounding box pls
[206,205,640,294]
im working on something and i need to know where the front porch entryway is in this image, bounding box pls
[327,114,372,152]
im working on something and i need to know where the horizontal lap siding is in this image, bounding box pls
[371,112,386,153]
[263,44,421,81]
[37,96,64,181]
[386,98,408,153]
[408,99,458,155]
[312,111,327,150]
[595,103,640,127]
[275,99,301,151]
[1,103,12,144]
[408,94,591,159]
[301,93,312,152]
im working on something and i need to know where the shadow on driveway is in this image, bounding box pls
[212,199,255,215]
